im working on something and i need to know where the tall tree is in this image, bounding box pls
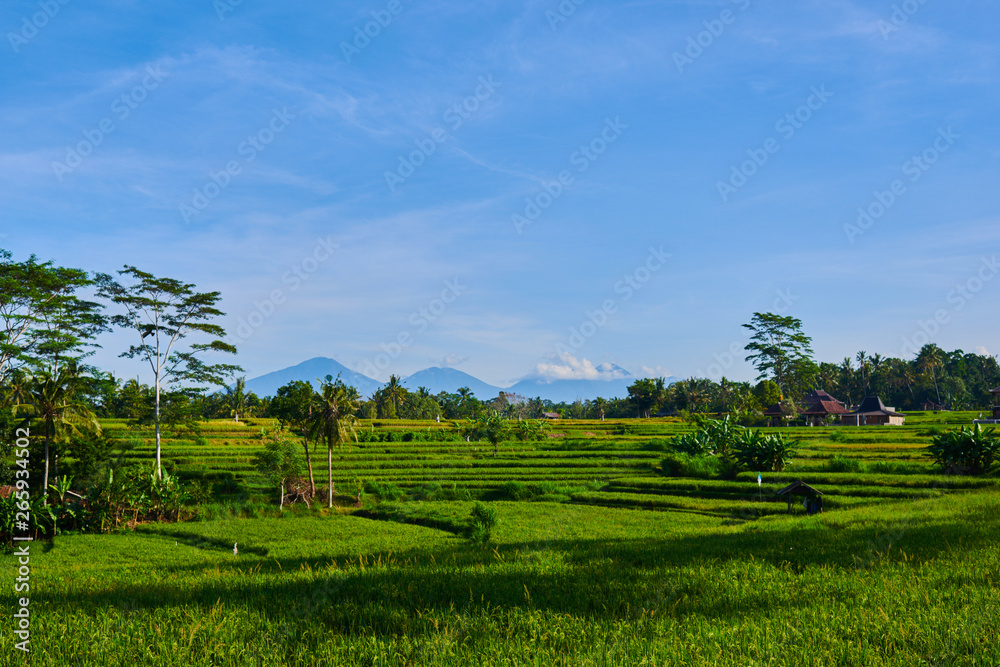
[627,378,664,418]
[97,266,241,478]
[0,250,107,381]
[742,312,814,397]
[856,351,869,393]
[383,374,406,417]
[916,344,945,406]
[307,376,359,508]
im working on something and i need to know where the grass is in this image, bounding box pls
[7,412,1000,665]
[12,492,1000,665]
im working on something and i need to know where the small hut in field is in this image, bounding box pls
[776,480,824,514]
[841,396,906,426]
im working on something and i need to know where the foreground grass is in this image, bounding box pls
[8,490,1000,666]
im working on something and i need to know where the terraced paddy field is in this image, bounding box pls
[15,490,1000,665]
[101,413,997,519]
[14,413,997,665]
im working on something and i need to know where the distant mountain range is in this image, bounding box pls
[243,357,660,402]
[243,357,383,399]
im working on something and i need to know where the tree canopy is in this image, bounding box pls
[742,312,815,395]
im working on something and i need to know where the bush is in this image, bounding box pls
[491,481,576,501]
[466,502,498,545]
[495,481,529,500]
[363,481,407,502]
[660,453,722,478]
[513,420,548,442]
[925,424,999,475]
[732,430,797,473]
[409,482,472,501]
[641,439,672,452]
[826,456,865,473]
[667,431,714,456]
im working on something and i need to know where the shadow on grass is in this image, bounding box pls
[33,495,1000,636]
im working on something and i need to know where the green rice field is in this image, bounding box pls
[5,413,1000,665]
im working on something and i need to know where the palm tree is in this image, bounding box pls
[225,376,249,422]
[13,361,100,499]
[307,377,360,508]
[917,344,945,406]
[856,351,869,394]
[456,387,473,411]
[839,358,854,406]
[869,353,884,396]
[384,374,406,418]
[896,358,917,405]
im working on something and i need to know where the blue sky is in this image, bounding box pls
[2,0,998,389]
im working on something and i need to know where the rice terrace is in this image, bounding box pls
[4,403,1000,665]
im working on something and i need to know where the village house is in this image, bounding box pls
[841,396,906,426]
[798,389,849,427]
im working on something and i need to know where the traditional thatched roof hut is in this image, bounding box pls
[799,390,849,426]
[762,401,795,427]
[801,389,845,407]
[775,480,824,514]
[842,396,906,426]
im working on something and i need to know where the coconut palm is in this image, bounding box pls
[12,361,100,499]
[384,374,406,417]
[307,376,360,507]
[917,344,945,406]
[856,351,869,393]
[869,353,884,395]
[225,376,249,422]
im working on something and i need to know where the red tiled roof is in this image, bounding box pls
[803,389,845,406]
[799,399,849,416]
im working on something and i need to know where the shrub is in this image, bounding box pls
[659,453,722,478]
[513,420,548,442]
[495,481,528,500]
[641,439,672,452]
[363,481,407,502]
[466,502,498,545]
[925,424,999,475]
[826,456,865,473]
[732,430,797,473]
[667,431,714,456]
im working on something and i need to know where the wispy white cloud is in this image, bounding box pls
[531,352,631,381]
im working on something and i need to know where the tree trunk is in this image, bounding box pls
[279,481,284,509]
[154,377,162,479]
[302,438,316,497]
[43,427,51,503]
[328,443,333,508]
